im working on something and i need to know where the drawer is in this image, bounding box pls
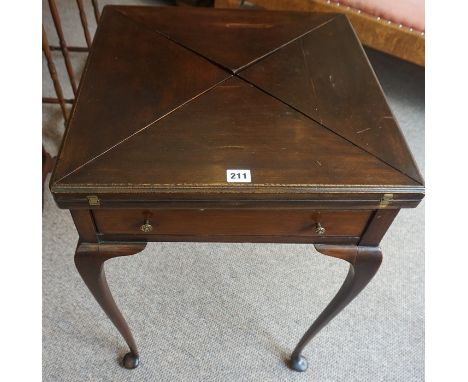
[93,209,372,238]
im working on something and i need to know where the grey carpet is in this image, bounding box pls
[42,2,425,381]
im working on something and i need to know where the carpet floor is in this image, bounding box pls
[42,1,425,381]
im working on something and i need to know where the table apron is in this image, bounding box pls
[92,208,372,238]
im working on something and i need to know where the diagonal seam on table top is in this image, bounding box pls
[54,11,337,185]
[55,9,420,186]
[53,7,233,185]
[119,7,337,75]
[54,76,419,188]
[118,9,421,186]
[121,9,422,185]
[234,16,337,73]
[54,75,233,185]
[235,75,422,186]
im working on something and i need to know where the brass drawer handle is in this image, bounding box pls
[315,222,326,235]
[140,219,153,233]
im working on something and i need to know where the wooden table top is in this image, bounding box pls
[51,6,424,208]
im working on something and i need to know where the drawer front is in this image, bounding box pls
[93,209,371,238]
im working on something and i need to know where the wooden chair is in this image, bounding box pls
[42,0,101,194]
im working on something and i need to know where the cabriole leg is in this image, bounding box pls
[289,244,382,372]
[74,241,146,369]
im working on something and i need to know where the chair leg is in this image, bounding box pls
[289,244,382,372]
[42,146,55,207]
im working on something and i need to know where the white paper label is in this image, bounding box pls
[226,169,251,183]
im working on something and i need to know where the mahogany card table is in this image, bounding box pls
[50,5,424,373]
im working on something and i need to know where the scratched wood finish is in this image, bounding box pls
[50,6,423,209]
[52,8,230,183]
[118,5,334,72]
[51,7,424,372]
[215,0,425,66]
[59,76,416,189]
[239,15,423,183]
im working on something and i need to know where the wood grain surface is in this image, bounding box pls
[51,6,424,207]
